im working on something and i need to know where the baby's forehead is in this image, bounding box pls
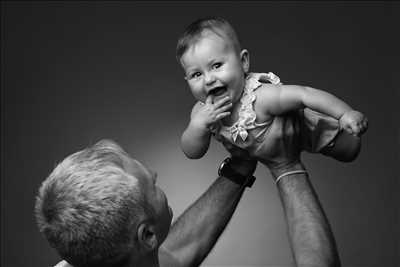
[180,36,231,69]
[184,29,236,57]
[197,28,234,47]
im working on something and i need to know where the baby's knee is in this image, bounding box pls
[321,131,361,162]
[334,132,361,162]
[340,145,360,162]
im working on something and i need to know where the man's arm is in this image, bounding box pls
[263,114,341,267]
[271,162,341,267]
[160,158,256,267]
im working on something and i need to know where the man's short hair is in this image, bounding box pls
[35,140,154,267]
[176,17,242,62]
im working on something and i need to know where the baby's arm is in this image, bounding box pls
[258,84,368,136]
[181,96,232,159]
[260,84,352,118]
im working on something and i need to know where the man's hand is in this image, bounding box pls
[257,116,302,178]
[222,139,252,160]
[339,110,368,136]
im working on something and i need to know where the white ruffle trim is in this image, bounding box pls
[229,72,281,142]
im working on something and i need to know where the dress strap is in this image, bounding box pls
[220,72,282,142]
[261,72,282,85]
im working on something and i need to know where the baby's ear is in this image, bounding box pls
[240,49,250,73]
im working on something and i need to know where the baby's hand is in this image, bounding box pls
[191,95,232,132]
[339,110,368,136]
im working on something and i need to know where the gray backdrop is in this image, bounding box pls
[2,2,398,267]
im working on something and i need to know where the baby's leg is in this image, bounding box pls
[320,131,361,162]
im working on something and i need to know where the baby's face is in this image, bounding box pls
[180,30,249,104]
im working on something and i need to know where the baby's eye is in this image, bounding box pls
[189,72,202,79]
[212,63,222,69]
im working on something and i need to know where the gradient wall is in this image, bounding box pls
[2,2,398,267]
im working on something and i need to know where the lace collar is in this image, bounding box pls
[225,72,281,142]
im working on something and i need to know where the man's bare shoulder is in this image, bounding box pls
[159,247,183,267]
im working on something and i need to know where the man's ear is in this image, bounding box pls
[137,222,158,251]
[240,49,250,73]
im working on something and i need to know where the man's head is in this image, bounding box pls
[35,140,172,267]
[176,17,250,104]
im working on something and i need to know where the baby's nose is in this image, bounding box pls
[204,72,216,86]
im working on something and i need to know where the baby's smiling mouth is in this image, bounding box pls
[209,86,227,97]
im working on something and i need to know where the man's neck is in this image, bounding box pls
[129,250,159,267]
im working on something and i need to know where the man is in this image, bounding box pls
[35,117,340,267]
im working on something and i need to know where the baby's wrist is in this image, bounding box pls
[341,109,356,117]
[189,120,211,135]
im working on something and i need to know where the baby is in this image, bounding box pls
[176,17,368,166]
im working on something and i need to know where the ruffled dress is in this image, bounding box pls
[211,72,340,160]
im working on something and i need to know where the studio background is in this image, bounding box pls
[1,2,398,267]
